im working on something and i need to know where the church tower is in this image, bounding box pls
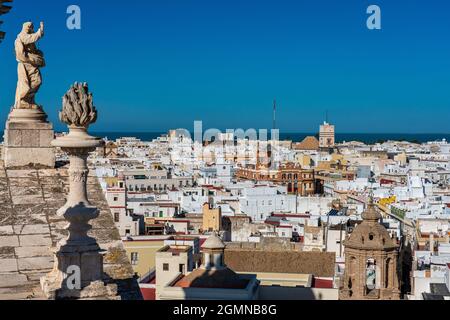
[340,198,401,300]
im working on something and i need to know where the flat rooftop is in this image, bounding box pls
[159,245,191,254]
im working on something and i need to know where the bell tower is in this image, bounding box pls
[340,198,401,300]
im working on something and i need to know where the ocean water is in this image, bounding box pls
[91,132,450,144]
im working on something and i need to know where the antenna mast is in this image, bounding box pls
[273,99,276,131]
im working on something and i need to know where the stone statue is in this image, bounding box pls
[14,21,45,110]
[3,20,54,168]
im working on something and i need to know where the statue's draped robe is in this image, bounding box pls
[14,28,45,109]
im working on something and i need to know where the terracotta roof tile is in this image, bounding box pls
[224,249,335,277]
[294,136,319,151]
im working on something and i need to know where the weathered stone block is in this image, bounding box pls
[22,130,41,147]
[5,130,22,146]
[55,251,81,274]
[19,234,53,247]
[3,119,55,169]
[0,226,14,236]
[39,129,54,147]
[15,246,52,259]
[0,235,20,247]
[0,258,19,273]
[0,274,29,288]
[3,147,55,169]
[13,224,51,235]
[80,252,103,283]
[18,256,54,271]
[11,194,45,206]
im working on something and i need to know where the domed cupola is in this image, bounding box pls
[340,197,401,300]
[201,232,226,270]
[344,198,397,251]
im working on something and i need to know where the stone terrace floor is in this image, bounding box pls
[0,162,142,300]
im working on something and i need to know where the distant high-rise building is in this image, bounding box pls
[319,121,335,148]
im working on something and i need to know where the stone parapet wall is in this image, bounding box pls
[0,163,142,300]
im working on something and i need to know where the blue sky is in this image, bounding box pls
[0,0,449,133]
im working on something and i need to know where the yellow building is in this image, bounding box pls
[379,196,396,207]
[123,236,168,277]
[394,152,407,166]
[331,153,347,164]
[104,176,119,188]
[295,154,312,167]
[202,202,222,232]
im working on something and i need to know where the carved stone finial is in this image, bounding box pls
[60,82,97,128]
[41,82,114,299]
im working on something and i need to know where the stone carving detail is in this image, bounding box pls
[14,21,45,110]
[69,169,89,183]
[60,82,97,128]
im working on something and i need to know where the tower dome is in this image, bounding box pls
[202,232,225,250]
[344,198,397,251]
[340,197,400,300]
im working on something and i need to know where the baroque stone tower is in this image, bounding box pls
[340,198,401,300]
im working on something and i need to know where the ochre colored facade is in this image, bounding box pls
[202,203,222,232]
[319,122,335,148]
[235,162,315,195]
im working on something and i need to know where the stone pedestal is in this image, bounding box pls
[41,248,119,300]
[40,203,118,299]
[39,82,117,300]
[40,126,117,299]
[3,108,55,168]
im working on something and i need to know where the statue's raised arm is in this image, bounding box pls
[18,21,44,45]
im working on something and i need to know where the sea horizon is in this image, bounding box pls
[84,132,450,144]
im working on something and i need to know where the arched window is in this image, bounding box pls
[365,258,377,294]
[385,258,391,289]
[349,257,357,275]
[347,256,357,294]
